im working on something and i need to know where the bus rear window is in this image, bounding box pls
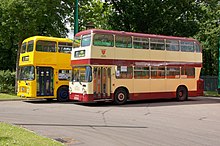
[58,42,72,53]
[81,34,91,47]
[194,43,201,52]
[36,41,56,52]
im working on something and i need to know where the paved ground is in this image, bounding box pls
[0,97,220,146]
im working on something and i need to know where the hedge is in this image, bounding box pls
[0,70,15,94]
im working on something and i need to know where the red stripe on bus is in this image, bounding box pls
[69,91,198,102]
[71,59,202,67]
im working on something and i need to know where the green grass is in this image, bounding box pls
[0,122,63,146]
[0,93,21,100]
[204,91,220,97]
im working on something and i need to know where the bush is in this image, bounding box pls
[0,70,15,94]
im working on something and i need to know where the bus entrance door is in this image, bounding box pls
[37,67,54,96]
[93,67,111,100]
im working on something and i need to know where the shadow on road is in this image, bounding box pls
[23,96,220,108]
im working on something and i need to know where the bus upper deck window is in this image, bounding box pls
[180,41,194,52]
[195,43,201,53]
[150,39,165,50]
[81,34,91,47]
[133,37,149,49]
[58,42,72,53]
[27,41,34,52]
[36,40,56,52]
[166,40,179,51]
[115,35,132,48]
[74,36,81,48]
[21,43,26,53]
[93,34,114,47]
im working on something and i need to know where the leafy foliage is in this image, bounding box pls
[0,70,15,93]
[105,0,203,37]
[76,0,112,31]
[0,0,74,71]
[194,0,220,75]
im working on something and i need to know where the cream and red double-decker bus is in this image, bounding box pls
[17,36,72,101]
[69,29,203,104]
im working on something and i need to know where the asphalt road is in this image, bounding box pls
[0,97,220,146]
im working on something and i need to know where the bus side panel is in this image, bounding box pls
[132,79,150,100]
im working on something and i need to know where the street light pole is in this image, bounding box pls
[74,0,79,36]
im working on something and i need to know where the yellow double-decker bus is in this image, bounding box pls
[69,29,203,104]
[17,36,72,101]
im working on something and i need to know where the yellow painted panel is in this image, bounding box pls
[166,51,180,62]
[150,79,166,92]
[133,79,150,92]
[180,79,197,91]
[150,50,166,61]
[115,48,133,60]
[166,79,181,91]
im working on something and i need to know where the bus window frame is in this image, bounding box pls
[18,65,35,81]
[166,39,179,51]
[58,42,73,54]
[180,41,194,52]
[150,38,165,50]
[133,37,149,49]
[27,40,34,52]
[21,42,27,54]
[115,35,132,48]
[36,40,57,52]
[93,33,114,47]
[81,34,91,47]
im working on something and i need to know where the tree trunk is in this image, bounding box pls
[15,41,22,94]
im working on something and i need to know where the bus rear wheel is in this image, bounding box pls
[176,86,188,101]
[114,89,128,105]
[57,86,69,102]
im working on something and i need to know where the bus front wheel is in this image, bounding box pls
[57,86,69,102]
[176,86,188,101]
[114,89,128,105]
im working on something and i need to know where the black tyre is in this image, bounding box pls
[57,86,69,102]
[114,89,128,105]
[176,86,188,101]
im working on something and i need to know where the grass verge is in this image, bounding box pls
[0,122,63,146]
[204,91,220,97]
[0,93,21,100]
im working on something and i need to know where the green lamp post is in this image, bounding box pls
[74,0,79,36]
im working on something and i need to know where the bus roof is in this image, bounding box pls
[75,29,199,43]
[22,36,73,43]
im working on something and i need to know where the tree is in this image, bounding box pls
[75,0,112,31]
[105,0,203,37]
[194,0,220,76]
[0,0,74,92]
[0,0,74,69]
